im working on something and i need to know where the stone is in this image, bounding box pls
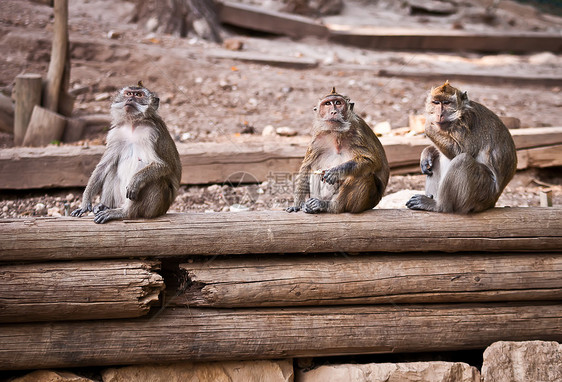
[297,362,480,382]
[276,126,298,137]
[481,341,562,382]
[13,370,94,382]
[375,190,421,209]
[262,125,276,137]
[373,121,391,136]
[102,359,294,382]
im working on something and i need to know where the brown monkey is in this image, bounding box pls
[406,81,517,214]
[72,82,182,223]
[287,88,389,214]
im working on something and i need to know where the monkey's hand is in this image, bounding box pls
[126,183,140,200]
[406,194,436,211]
[93,204,109,214]
[421,157,433,176]
[321,168,341,185]
[286,206,301,213]
[70,202,93,217]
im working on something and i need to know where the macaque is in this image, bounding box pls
[72,82,182,223]
[406,81,517,214]
[287,88,389,214]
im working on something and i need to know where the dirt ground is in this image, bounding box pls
[0,0,561,218]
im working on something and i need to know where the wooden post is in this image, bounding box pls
[0,93,14,134]
[62,117,86,143]
[43,0,69,113]
[0,260,164,323]
[14,73,42,145]
[540,189,553,207]
[22,105,66,147]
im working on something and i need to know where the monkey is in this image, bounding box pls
[286,88,389,214]
[71,81,182,223]
[406,81,517,214]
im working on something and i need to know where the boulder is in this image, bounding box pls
[102,359,293,382]
[482,341,562,382]
[297,361,480,382]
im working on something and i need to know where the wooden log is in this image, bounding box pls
[218,1,329,39]
[517,144,562,169]
[0,303,560,370]
[0,93,14,134]
[22,105,66,147]
[0,260,164,323]
[14,73,42,145]
[207,49,319,69]
[43,0,69,113]
[0,208,560,262]
[328,27,562,53]
[176,253,562,307]
[1,127,562,190]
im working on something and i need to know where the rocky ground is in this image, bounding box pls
[0,0,561,217]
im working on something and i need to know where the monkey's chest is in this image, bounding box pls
[310,145,353,200]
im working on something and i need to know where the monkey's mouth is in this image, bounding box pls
[124,101,139,113]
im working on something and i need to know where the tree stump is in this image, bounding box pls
[14,74,43,145]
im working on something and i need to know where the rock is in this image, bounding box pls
[102,359,293,382]
[35,202,47,215]
[48,206,61,217]
[262,125,276,137]
[298,362,480,382]
[13,370,94,382]
[408,113,426,134]
[481,341,562,382]
[94,92,111,102]
[375,190,421,209]
[224,38,244,51]
[276,126,298,137]
[373,121,391,136]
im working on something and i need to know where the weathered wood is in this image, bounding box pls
[22,105,66,147]
[517,144,562,169]
[1,127,561,190]
[176,253,562,307]
[218,1,329,38]
[207,49,319,69]
[0,208,560,262]
[62,117,86,143]
[43,0,69,113]
[0,303,560,370]
[328,27,562,53]
[0,260,164,323]
[14,73,42,145]
[0,93,14,134]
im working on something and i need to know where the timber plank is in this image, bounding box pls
[0,303,560,370]
[0,207,560,262]
[0,260,164,323]
[1,127,561,190]
[177,253,562,307]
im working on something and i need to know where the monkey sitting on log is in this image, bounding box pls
[406,81,517,214]
[72,82,182,223]
[287,88,389,214]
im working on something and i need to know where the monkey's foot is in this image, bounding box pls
[93,203,110,214]
[303,198,328,214]
[94,208,125,224]
[286,206,301,213]
[406,194,436,211]
[70,203,92,217]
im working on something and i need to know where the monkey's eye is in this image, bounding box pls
[325,101,331,106]
[443,101,451,105]
[125,91,133,97]
[334,100,341,105]
[135,92,144,98]
[432,100,440,105]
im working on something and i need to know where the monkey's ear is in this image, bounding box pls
[152,97,160,110]
[461,91,469,101]
[349,102,355,111]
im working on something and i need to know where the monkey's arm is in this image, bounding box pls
[71,154,114,217]
[287,149,318,212]
[126,161,172,200]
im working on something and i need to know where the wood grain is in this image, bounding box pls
[176,253,562,307]
[0,207,560,262]
[0,260,164,322]
[0,303,560,370]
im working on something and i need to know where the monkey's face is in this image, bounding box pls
[315,95,351,132]
[426,84,466,127]
[111,86,159,122]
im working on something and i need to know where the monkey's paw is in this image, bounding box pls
[421,158,433,176]
[406,194,435,211]
[93,204,109,214]
[303,198,328,214]
[126,185,140,200]
[93,209,122,224]
[70,203,92,217]
[286,206,300,213]
[321,168,340,185]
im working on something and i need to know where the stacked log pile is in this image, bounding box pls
[0,207,561,371]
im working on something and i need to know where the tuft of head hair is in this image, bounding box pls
[137,80,144,88]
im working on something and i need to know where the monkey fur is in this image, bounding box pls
[71,82,182,223]
[406,81,517,214]
[287,88,389,214]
